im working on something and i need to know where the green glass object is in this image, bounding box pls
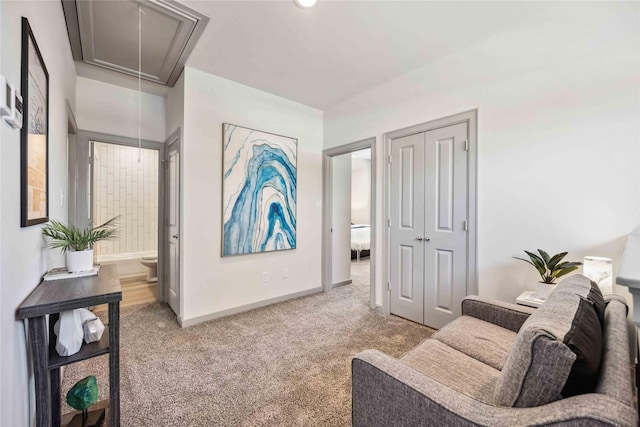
[66,376,99,411]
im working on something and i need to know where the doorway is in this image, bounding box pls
[71,130,166,308]
[384,110,477,329]
[322,138,376,309]
[91,141,160,306]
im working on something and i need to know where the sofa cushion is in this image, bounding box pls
[493,288,602,407]
[400,339,500,405]
[433,315,518,370]
[560,296,603,396]
[555,274,605,326]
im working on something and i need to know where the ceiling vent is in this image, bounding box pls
[62,0,209,86]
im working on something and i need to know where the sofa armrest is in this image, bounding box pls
[352,349,637,427]
[461,296,536,332]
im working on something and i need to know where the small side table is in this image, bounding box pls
[16,264,121,427]
[516,290,545,308]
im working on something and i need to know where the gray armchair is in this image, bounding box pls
[352,276,637,426]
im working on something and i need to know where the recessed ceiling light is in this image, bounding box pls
[294,0,317,9]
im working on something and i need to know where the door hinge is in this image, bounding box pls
[388,154,392,164]
[463,220,468,231]
[387,218,391,227]
[387,282,391,291]
[464,140,469,151]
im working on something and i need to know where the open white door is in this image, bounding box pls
[166,136,180,315]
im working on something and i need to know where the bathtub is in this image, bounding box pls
[97,251,157,279]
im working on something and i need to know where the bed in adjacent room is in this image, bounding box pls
[351,224,370,261]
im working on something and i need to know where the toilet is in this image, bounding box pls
[140,256,158,282]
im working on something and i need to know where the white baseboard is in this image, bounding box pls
[332,279,352,288]
[178,286,323,328]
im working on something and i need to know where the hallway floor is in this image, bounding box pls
[95,275,157,312]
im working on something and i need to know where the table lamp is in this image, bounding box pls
[583,256,613,295]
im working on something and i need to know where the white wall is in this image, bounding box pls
[76,76,166,142]
[331,153,352,285]
[166,73,184,139]
[324,2,640,306]
[181,67,323,324]
[0,1,77,424]
[351,156,371,224]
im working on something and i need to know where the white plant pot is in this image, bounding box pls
[536,282,556,300]
[66,249,94,273]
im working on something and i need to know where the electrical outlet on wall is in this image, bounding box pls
[262,272,269,283]
[282,268,288,279]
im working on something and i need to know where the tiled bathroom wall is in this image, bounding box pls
[93,142,159,257]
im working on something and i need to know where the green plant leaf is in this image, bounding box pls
[42,216,119,253]
[537,249,551,265]
[554,265,579,279]
[554,261,582,272]
[524,250,547,276]
[513,257,536,267]
[547,252,568,271]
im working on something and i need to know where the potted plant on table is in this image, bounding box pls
[42,217,119,273]
[513,249,582,299]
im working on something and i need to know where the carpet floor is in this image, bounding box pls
[61,260,434,426]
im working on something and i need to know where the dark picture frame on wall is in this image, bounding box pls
[20,17,49,227]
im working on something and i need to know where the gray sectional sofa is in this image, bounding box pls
[352,275,638,426]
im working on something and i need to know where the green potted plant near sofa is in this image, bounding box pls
[513,249,582,299]
[42,217,119,273]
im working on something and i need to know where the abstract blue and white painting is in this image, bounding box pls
[222,123,297,256]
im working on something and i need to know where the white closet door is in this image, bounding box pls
[389,132,426,324]
[423,123,468,329]
[389,122,469,328]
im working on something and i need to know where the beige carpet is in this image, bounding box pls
[61,260,434,426]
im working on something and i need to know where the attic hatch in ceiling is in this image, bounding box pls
[62,0,209,87]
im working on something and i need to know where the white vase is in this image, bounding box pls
[536,282,556,300]
[66,249,94,273]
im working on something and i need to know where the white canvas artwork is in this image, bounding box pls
[222,123,297,256]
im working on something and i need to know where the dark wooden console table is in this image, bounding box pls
[16,264,122,427]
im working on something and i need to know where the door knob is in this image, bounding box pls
[172,234,179,239]
[416,237,423,241]
[425,236,431,242]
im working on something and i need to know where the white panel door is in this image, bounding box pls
[167,144,180,315]
[389,122,469,327]
[423,123,468,328]
[389,133,425,323]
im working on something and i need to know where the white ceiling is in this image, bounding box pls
[73,1,556,108]
[182,1,553,109]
